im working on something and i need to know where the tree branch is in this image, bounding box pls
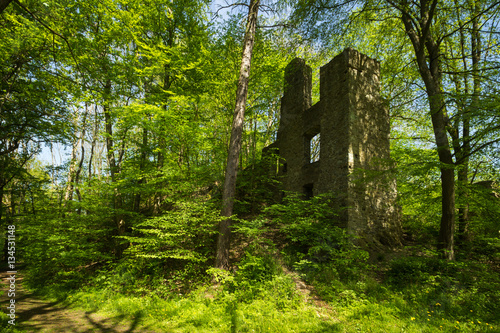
[0,0,13,14]
[13,0,84,83]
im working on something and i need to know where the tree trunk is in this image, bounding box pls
[103,81,125,237]
[154,63,173,215]
[104,87,117,184]
[399,0,456,260]
[64,120,79,204]
[216,0,260,270]
[74,106,88,214]
[134,127,148,213]
[0,184,3,225]
[452,14,470,246]
[64,107,86,210]
[424,48,456,261]
[18,183,25,214]
[0,182,7,262]
[88,106,99,181]
[458,3,481,245]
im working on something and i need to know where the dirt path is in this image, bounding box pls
[1,271,157,333]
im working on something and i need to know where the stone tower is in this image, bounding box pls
[264,48,401,248]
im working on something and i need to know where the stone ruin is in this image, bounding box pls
[263,48,402,248]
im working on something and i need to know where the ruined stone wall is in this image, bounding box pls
[276,58,312,194]
[265,48,402,248]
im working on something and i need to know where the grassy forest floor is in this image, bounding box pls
[0,267,340,332]
[1,197,499,332]
[1,242,499,333]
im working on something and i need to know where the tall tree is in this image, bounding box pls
[390,0,456,259]
[444,0,487,245]
[0,0,75,223]
[216,0,260,270]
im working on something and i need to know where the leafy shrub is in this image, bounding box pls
[469,236,500,260]
[218,244,281,299]
[264,193,369,282]
[77,200,223,296]
[122,200,220,262]
[386,256,448,287]
[234,152,282,215]
[236,250,278,283]
[0,311,9,328]
[20,212,112,293]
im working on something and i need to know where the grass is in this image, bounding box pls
[4,250,499,332]
[8,197,500,333]
[20,248,492,333]
[66,281,340,332]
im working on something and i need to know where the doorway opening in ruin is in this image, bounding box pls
[303,183,314,199]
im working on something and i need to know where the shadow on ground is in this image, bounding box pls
[1,271,158,332]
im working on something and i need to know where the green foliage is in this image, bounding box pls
[393,146,442,240]
[469,236,500,261]
[122,199,220,262]
[68,279,340,333]
[266,193,339,249]
[0,310,23,332]
[384,254,500,328]
[387,255,449,287]
[233,157,282,215]
[2,1,499,332]
[236,249,278,283]
[220,245,291,306]
[88,256,205,298]
[466,182,500,239]
[73,199,223,296]
[0,0,74,195]
[20,211,114,294]
[264,193,369,282]
[62,247,499,333]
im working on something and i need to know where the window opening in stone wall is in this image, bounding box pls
[310,133,320,163]
[282,162,287,173]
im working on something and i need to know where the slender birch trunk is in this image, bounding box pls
[216,0,260,270]
[64,113,80,203]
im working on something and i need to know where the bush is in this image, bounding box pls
[236,249,278,283]
[122,200,220,263]
[263,193,369,282]
[20,212,112,294]
[386,256,447,287]
[221,244,282,300]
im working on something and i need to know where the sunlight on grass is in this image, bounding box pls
[69,283,342,333]
[63,265,499,333]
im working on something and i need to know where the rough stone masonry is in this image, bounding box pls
[263,48,402,248]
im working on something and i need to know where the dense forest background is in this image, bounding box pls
[1,0,499,331]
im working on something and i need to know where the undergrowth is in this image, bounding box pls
[8,195,500,332]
